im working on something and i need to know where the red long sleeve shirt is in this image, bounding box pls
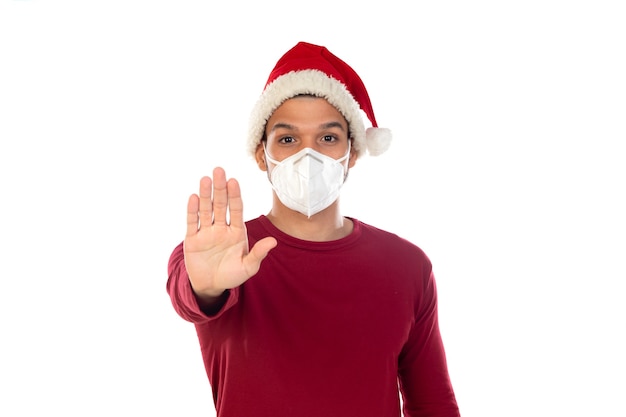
[167,215,460,417]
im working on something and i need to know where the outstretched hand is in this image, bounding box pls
[183,167,277,301]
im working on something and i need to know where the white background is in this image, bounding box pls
[1,1,625,416]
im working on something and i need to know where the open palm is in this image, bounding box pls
[183,167,277,299]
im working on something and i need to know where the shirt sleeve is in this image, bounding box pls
[398,269,460,417]
[166,242,239,323]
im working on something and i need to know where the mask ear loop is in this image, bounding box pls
[338,140,352,164]
[263,141,279,166]
[338,140,352,182]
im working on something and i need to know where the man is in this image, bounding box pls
[167,41,460,417]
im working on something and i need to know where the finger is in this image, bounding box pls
[227,178,244,230]
[198,176,213,229]
[185,193,200,237]
[212,167,228,226]
[243,237,278,276]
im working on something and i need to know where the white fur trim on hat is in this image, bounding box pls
[247,69,389,159]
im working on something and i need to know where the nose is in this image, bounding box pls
[300,137,321,152]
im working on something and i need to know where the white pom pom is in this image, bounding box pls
[365,128,392,156]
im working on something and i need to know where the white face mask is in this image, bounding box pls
[264,143,351,218]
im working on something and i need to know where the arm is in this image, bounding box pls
[398,270,460,417]
[166,167,277,320]
[167,241,239,321]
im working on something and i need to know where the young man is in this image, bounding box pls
[167,42,460,417]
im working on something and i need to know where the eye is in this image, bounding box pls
[321,135,337,143]
[278,136,295,144]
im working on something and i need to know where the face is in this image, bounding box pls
[255,96,357,170]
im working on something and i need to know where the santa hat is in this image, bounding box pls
[247,42,392,158]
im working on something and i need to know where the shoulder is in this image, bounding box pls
[244,215,276,245]
[356,219,426,249]
[353,218,432,264]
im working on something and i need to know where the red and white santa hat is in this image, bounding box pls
[247,42,392,158]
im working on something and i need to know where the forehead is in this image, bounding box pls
[269,96,347,124]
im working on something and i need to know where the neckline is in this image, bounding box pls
[257,215,361,251]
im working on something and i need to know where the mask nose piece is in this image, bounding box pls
[294,152,324,179]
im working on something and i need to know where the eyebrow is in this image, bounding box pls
[319,121,347,131]
[269,123,296,133]
[269,121,347,133]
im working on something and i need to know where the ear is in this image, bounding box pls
[348,138,357,168]
[255,142,267,171]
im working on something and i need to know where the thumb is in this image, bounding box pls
[243,237,278,275]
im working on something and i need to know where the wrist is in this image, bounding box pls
[195,289,229,315]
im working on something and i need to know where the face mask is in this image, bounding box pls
[264,143,351,218]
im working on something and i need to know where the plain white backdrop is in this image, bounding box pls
[1,1,624,416]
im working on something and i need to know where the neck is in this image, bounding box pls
[266,196,353,242]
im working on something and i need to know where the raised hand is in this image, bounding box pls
[183,167,277,302]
